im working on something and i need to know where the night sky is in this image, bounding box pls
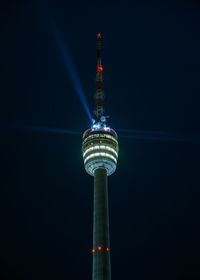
[1,0,200,279]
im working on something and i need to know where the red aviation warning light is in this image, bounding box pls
[97,65,103,74]
[92,249,95,253]
[97,33,101,39]
[98,246,102,251]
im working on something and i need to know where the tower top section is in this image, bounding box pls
[82,34,119,177]
[95,33,105,124]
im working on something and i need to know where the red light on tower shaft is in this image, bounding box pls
[92,249,95,253]
[106,247,110,252]
[98,246,102,251]
[97,33,101,39]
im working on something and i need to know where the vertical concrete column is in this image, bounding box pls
[93,168,111,280]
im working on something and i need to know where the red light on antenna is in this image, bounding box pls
[98,246,102,251]
[106,247,109,252]
[97,65,103,74]
[92,249,95,253]
[97,33,101,39]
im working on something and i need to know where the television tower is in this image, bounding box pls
[82,33,119,280]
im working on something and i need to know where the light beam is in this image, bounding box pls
[52,23,92,122]
[118,128,200,143]
[1,122,200,143]
[0,122,82,136]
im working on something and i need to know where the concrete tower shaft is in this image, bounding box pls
[93,168,111,280]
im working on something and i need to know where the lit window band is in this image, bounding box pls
[84,152,117,164]
[83,134,118,145]
[83,145,118,158]
[83,140,118,153]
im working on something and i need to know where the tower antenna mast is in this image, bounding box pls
[95,33,105,123]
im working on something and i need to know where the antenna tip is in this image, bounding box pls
[97,33,101,39]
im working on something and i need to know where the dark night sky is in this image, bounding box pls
[1,0,200,279]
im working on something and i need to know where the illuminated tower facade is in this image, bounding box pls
[82,34,119,280]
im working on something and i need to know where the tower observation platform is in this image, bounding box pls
[82,126,118,176]
[82,33,119,280]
